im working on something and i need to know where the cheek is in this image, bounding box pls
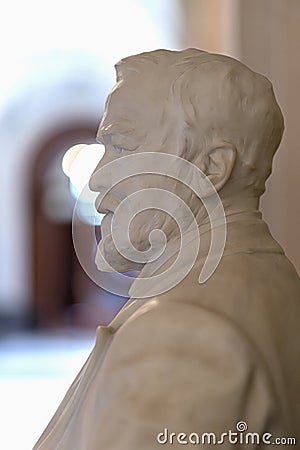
[128,210,157,251]
[128,209,173,249]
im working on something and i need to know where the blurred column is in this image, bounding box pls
[180,0,240,57]
[238,0,300,274]
[179,0,300,274]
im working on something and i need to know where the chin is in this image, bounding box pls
[95,235,144,273]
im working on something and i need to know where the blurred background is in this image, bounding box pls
[0,0,299,448]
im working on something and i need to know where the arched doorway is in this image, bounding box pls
[31,122,127,328]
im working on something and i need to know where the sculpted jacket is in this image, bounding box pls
[34,213,300,449]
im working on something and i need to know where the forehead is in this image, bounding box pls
[97,79,166,146]
[105,81,144,126]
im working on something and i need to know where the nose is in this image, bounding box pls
[89,146,116,192]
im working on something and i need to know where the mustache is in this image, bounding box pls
[95,191,120,214]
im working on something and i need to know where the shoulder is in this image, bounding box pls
[109,299,259,373]
[99,299,279,437]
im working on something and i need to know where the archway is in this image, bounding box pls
[30,122,127,328]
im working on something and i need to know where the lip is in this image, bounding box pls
[100,211,113,239]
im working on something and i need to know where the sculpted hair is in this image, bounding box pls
[116,48,284,195]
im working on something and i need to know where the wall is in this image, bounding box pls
[0,1,181,319]
[180,0,300,274]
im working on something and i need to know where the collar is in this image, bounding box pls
[108,211,283,332]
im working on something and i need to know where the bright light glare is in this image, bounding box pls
[62,143,104,200]
[62,143,86,177]
[62,143,105,225]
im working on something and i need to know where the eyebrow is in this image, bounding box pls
[97,122,134,140]
[96,123,141,151]
[96,131,131,148]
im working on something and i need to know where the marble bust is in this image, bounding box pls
[34,49,300,449]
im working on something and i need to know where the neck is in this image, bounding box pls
[129,194,262,298]
[130,192,260,275]
[222,192,259,216]
[197,191,259,227]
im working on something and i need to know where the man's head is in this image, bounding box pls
[105,48,283,193]
[90,48,284,271]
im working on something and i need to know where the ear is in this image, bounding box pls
[195,144,236,193]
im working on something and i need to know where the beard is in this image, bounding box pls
[95,211,143,272]
[95,208,176,273]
